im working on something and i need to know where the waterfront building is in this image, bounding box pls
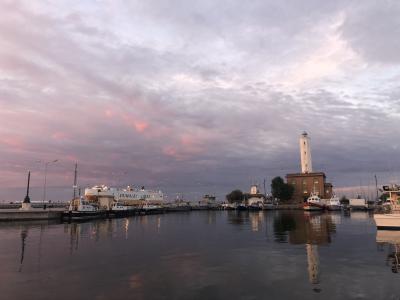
[286,172,332,203]
[247,184,265,206]
[286,132,333,203]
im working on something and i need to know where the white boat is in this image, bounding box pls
[111,202,130,211]
[141,202,163,214]
[64,196,104,220]
[325,196,342,211]
[68,196,97,212]
[304,193,324,211]
[85,185,164,209]
[374,185,400,229]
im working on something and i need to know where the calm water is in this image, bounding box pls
[0,211,399,300]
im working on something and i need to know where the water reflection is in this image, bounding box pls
[19,227,28,272]
[376,230,400,274]
[1,211,399,299]
[273,211,337,291]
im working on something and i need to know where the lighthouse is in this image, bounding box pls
[300,132,312,174]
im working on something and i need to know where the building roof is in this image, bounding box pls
[286,172,326,178]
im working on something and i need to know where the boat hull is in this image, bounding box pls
[326,205,342,211]
[236,205,247,211]
[374,214,400,230]
[165,206,191,212]
[303,203,324,211]
[62,210,106,221]
[248,205,262,211]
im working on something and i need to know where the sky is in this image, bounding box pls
[1,0,400,202]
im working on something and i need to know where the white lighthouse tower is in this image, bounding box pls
[300,131,313,173]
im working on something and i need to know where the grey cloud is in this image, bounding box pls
[340,1,400,64]
[1,0,400,202]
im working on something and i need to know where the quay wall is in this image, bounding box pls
[0,209,63,221]
[275,204,303,210]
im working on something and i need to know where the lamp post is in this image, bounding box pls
[36,159,58,203]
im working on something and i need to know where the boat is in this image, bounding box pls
[85,185,164,209]
[165,198,191,212]
[221,202,236,210]
[63,196,105,221]
[248,203,263,211]
[374,185,400,229]
[262,197,276,210]
[303,193,324,211]
[141,202,164,214]
[63,163,106,221]
[109,201,137,217]
[325,195,342,211]
[236,203,247,211]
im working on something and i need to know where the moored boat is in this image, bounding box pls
[303,193,324,211]
[374,185,400,229]
[325,196,342,211]
[141,202,164,214]
[63,196,105,221]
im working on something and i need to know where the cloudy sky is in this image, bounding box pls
[1,0,400,201]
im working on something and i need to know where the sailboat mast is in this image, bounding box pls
[73,162,78,199]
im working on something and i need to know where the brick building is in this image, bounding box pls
[286,172,333,203]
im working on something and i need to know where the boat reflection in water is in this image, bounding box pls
[274,211,337,292]
[226,210,264,232]
[376,230,400,273]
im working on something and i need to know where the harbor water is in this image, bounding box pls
[0,210,399,299]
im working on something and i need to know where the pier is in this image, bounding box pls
[0,208,64,221]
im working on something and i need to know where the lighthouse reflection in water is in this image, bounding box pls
[1,211,400,299]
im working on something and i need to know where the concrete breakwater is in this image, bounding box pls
[0,209,64,221]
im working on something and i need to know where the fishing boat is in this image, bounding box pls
[63,163,106,221]
[303,192,324,211]
[374,185,400,229]
[63,196,105,221]
[325,195,342,211]
[109,201,137,217]
[141,201,164,214]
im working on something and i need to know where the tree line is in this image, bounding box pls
[226,176,294,203]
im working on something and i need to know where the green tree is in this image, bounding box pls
[226,189,244,204]
[271,176,294,202]
[339,196,349,205]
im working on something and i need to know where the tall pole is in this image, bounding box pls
[39,159,58,203]
[23,171,31,203]
[73,162,78,199]
[263,178,267,197]
[375,174,378,202]
[43,162,48,204]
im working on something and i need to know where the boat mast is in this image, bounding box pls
[73,162,78,199]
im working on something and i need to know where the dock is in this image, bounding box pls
[0,208,64,221]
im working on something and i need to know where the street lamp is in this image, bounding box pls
[36,159,58,203]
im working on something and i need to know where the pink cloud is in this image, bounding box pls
[0,136,25,149]
[121,113,149,133]
[51,131,69,141]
